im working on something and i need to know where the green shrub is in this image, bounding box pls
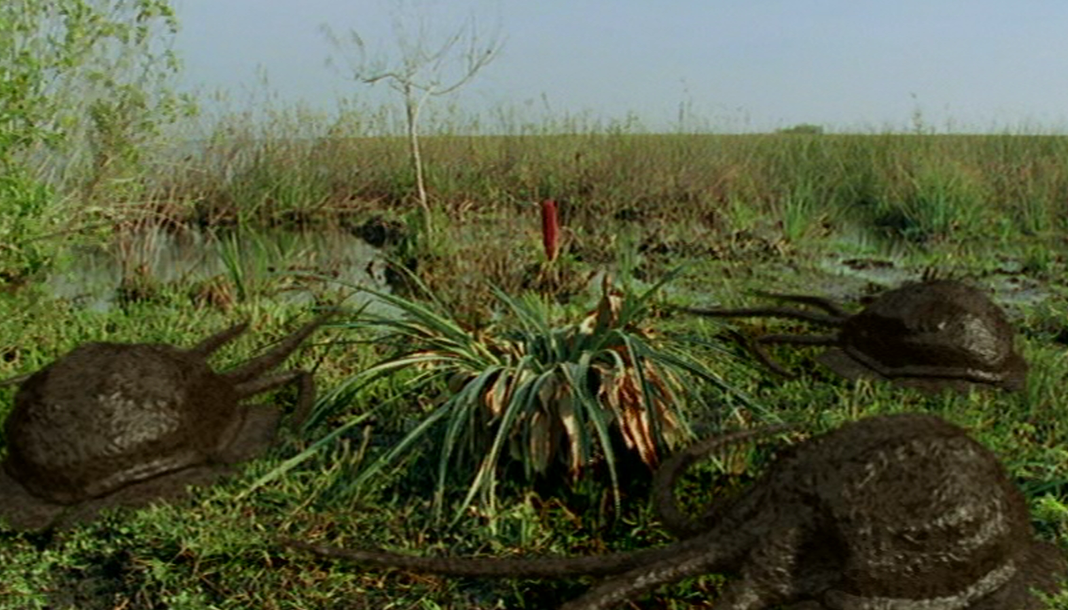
[310,273,757,522]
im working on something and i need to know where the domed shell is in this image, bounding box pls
[0,317,324,530]
[819,280,1027,391]
[4,341,243,505]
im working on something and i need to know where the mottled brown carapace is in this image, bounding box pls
[682,279,1028,393]
[0,315,327,530]
[286,413,1065,609]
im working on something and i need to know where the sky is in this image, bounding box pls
[172,1,1068,133]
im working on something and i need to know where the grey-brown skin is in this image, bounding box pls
[0,315,328,530]
[284,413,1066,609]
[681,280,1028,393]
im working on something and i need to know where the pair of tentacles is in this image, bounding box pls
[286,413,1065,609]
[681,279,1027,393]
[0,315,328,530]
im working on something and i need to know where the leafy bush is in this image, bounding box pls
[777,123,824,135]
[313,273,754,521]
[0,170,54,283]
[0,0,193,187]
[0,0,194,280]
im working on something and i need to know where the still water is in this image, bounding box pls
[44,227,390,312]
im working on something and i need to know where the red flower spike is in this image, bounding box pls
[540,199,560,262]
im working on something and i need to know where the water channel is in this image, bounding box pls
[43,226,390,312]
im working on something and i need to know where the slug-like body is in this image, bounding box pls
[683,279,1027,393]
[287,413,1065,609]
[0,315,327,530]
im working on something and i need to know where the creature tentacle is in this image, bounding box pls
[752,292,851,319]
[232,370,316,428]
[680,306,843,327]
[559,544,726,610]
[282,532,723,579]
[224,314,331,383]
[653,424,795,537]
[188,322,248,357]
[748,333,839,377]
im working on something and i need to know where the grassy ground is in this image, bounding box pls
[2,131,1068,609]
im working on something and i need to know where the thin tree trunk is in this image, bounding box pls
[405,91,431,235]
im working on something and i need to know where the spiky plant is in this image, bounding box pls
[310,272,758,522]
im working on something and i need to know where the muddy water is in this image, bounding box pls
[44,225,1056,321]
[817,254,1057,312]
[45,227,390,312]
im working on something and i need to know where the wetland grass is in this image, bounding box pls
[3,119,1068,608]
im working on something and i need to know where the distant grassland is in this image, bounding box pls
[166,132,1068,242]
[123,130,1067,311]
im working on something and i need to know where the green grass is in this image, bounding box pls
[178,131,1068,242]
[4,115,1068,607]
[14,125,1068,283]
[2,233,1067,607]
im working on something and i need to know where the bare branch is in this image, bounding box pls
[435,19,503,95]
[322,0,504,234]
[325,2,502,94]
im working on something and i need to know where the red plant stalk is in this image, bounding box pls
[540,199,560,262]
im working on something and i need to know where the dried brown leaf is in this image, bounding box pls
[555,388,584,476]
[483,370,510,417]
[528,408,554,474]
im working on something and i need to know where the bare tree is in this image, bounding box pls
[323,1,503,234]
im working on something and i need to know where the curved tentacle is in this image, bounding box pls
[559,544,721,610]
[679,306,843,327]
[743,333,838,377]
[751,292,852,319]
[224,313,332,384]
[188,322,249,357]
[232,369,316,428]
[679,292,849,378]
[562,518,819,610]
[653,424,795,538]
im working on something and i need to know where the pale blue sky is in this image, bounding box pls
[173,1,1068,133]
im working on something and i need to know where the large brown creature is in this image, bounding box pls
[0,315,328,530]
[285,413,1065,609]
[683,279,1027,393]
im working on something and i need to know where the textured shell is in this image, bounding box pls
[287,413,1066,609]
[828,280,1027,390]
[740,414,1061,606]
[650,413,1063,608]
[806,415,1026,600]
[3,342,241,505]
